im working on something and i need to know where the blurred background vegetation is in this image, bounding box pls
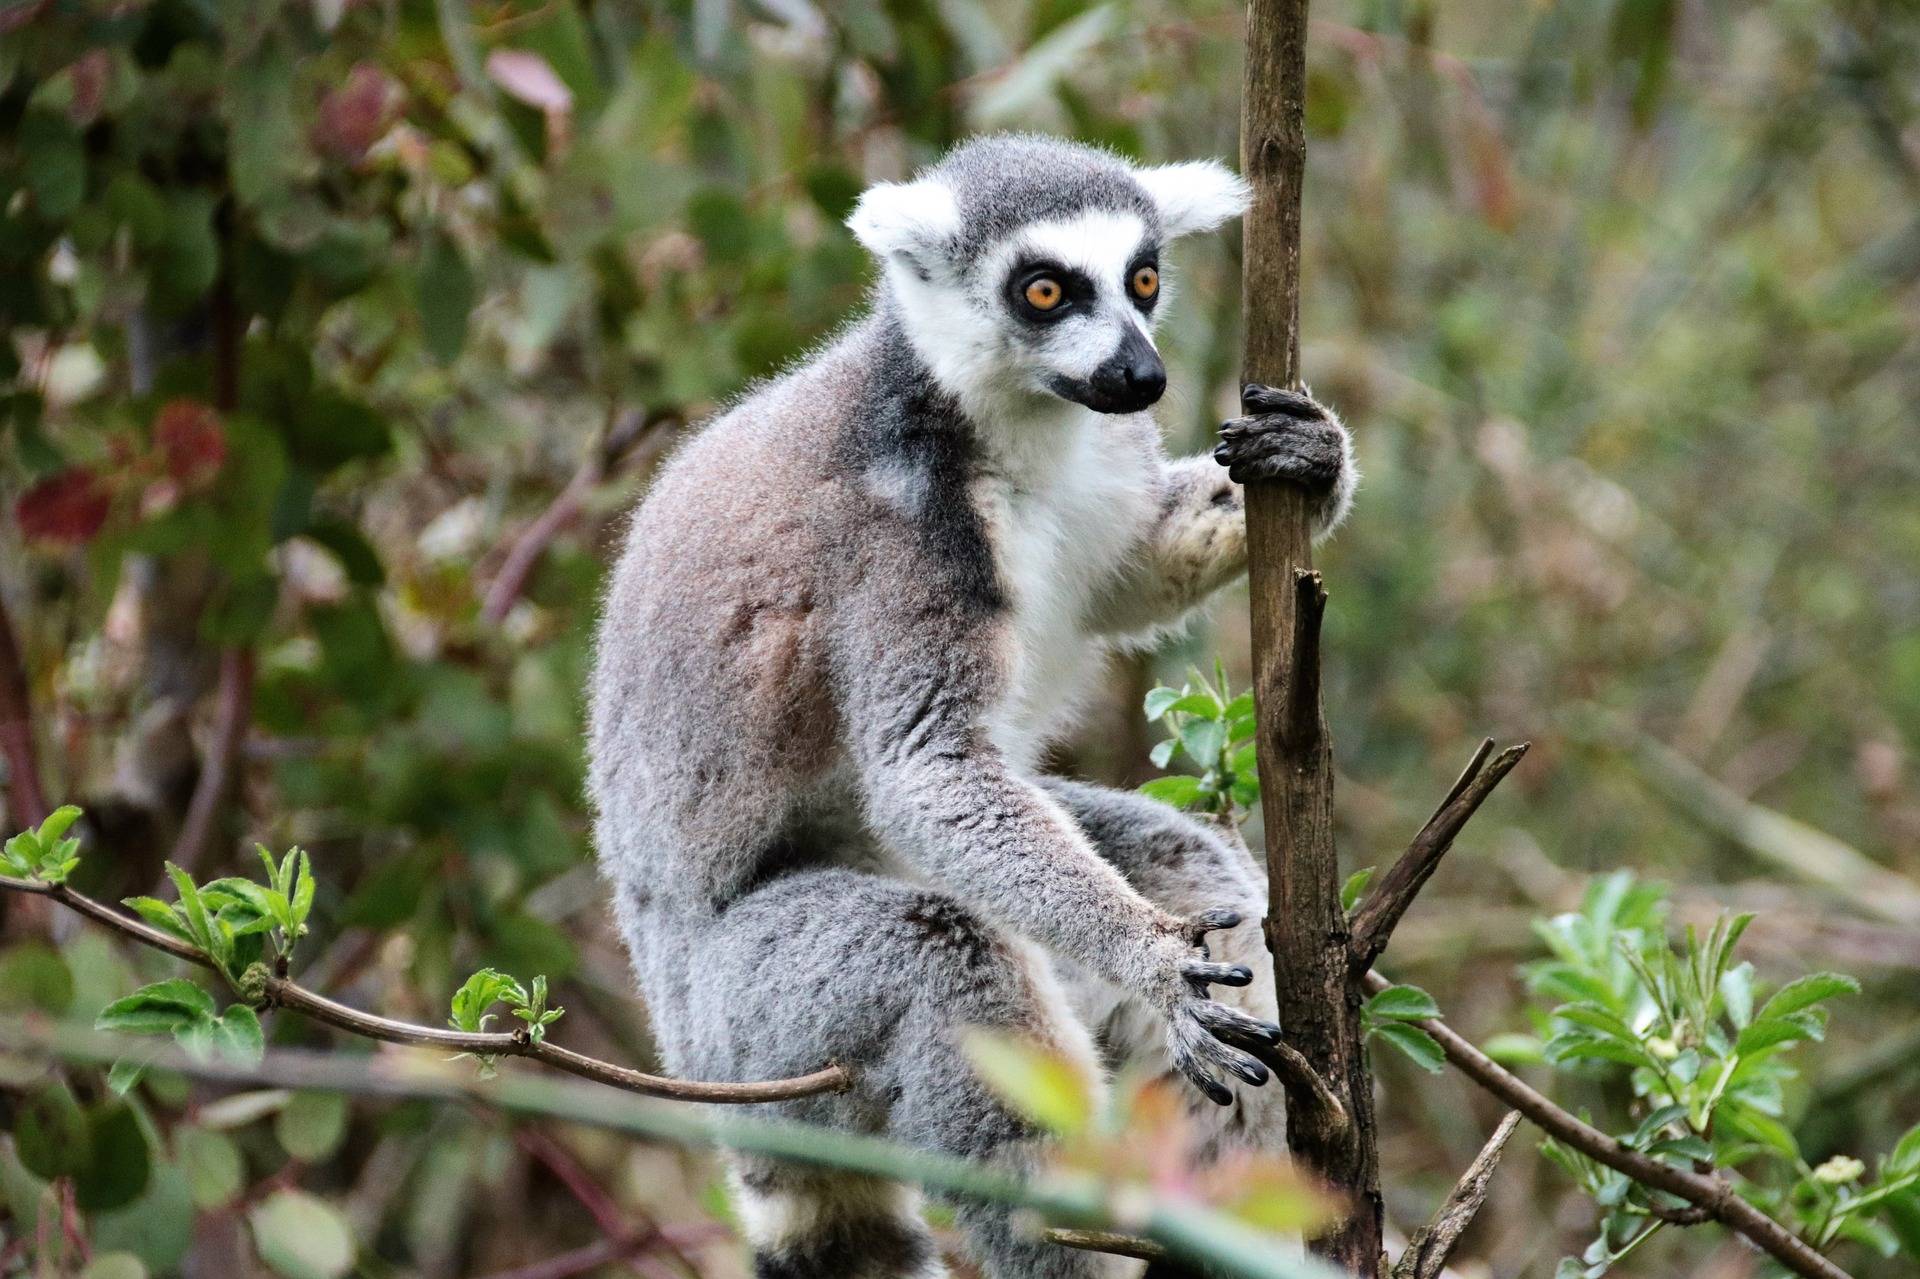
[1,0,1917,1275]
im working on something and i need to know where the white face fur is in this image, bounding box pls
[847,157,1250,425]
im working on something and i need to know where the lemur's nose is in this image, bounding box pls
[1123,354,1166,401]
[1088,327,1166,412]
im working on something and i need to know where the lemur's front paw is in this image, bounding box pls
[1213,383,1350,491]
[1161,907,1283,1106]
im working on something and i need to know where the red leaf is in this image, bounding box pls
[486,50,573,115]
[15,468,111,544]
[314,63,397,165]
[153,398,226,486]
[65,50,112,125]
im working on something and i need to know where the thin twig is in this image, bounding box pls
[1360,970,1851,1279]
[481,409,674,624]
[171,647,255,874]
[1390,1110,1519,1279]
[1250,1036,1349,1140]
[1349,743,1530,972]
[0,591,49,829]
[2,1016,1344,1279]
[516,1128,703,1276]
[0,872,851,1104]
[1044,1228,1167,1261]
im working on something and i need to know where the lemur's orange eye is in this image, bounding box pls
[1024,277,1064,311]
[1131,265,1159,300]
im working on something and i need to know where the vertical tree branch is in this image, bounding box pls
[169,646,255,874]
[1241,2,1383,1271]
[0,591,49,829]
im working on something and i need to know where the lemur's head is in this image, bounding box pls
[848,134,1249,417]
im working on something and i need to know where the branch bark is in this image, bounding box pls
[0,872,850,1104]
[1349,742,1529,972]
[169,646,255,874]
[1389,1110,1519,1279]
[0,591,49,830]
[481,408,674,625]
[1360,970,1852,1279]
[1242,1,1383,1270]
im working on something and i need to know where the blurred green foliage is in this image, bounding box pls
[2,0,1918,1274]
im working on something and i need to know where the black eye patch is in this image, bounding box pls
[1005,260,1096,323]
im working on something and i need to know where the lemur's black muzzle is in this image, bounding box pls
[1052,327,1166,414]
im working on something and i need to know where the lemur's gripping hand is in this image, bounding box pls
[1156,906,1283,1106]
[1214,383,1357,538]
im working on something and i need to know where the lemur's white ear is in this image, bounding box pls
[846,177,961,268]
[1134,160,1252,238]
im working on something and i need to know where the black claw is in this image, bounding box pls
[1241,383,1324,419]
[1191,907,1243,936]
[1181,959,1253,988]
[1192,1072,1233,1106]
[1229,1056,1271,1087]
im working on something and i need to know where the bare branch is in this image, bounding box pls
[1390,1110,1519,1279]
[170,646,255,874]
[1251,1036,1348,1143]
[1281,569,1327,752]
[481,408,675,624]
[1361,970,1852,1279]
[0,591,49,829]
[0,872,850,1104]
[1044,1229,1166,1262]
[1349,743,1530,972]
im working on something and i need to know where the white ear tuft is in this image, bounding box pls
[846,177,961,266]
[1134,160,1252,239]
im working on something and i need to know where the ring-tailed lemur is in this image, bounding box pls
[589,134,1355,1279]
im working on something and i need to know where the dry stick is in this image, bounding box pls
[1241,0,1385,1271]
[1046,1229,1167,1262]
[1389,1110,1520,1279]
[1358,969,1852,1279]
[1349,743,1531,973]
[170,647,256,874]
[0,873,850,1104]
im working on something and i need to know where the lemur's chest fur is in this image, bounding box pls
[973,408,1162,764]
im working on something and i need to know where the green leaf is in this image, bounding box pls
[1370,1021,1446,1073]
[165,863,216,953]
[449,968,525,1034]
[417,232,475,364]
[1139,774,1207,809]
[961,1029,1095,1136]
[0,942,74,1014]
[1148,738,1177,769]
[1340,867,1375,913]
[1366,984,1441,1022]
[207,1005,265,1064]
[1543,1031,1652,1069]
[274,1092,347,1161]
[1142,687,1181,720]
[249,1189,356,1279]
[75,1102,151,1212]
[175,1127,245,1209]
[289,849,314,930]
[1178,719,1227,768]
[1480,1032,1545,1065]
[1735,1014,1822,1056]
[36,805,82,845]
[1719,961,1755,1028]
[1888,1122,1920,1177]
[15,1081,90,1179]
[97,979,219,1034]
[1756,972,1860,1022]
[121,897,194,942]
